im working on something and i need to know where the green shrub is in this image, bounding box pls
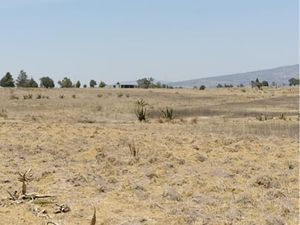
[161,107,175,120]
[135,98,148,122]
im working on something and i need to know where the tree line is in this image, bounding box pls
[0,71,107,88]
[0,71,299,88]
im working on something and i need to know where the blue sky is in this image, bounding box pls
[0,0,298,84]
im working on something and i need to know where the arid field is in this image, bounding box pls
[0,87,299,225]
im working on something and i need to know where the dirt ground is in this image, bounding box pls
[0,87,299,225]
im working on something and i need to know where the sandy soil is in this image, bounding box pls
[0,87,298,225]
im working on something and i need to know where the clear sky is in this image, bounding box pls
[0,0,298,85]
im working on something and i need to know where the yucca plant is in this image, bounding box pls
[135,98,148,122]
[161,107,174,120]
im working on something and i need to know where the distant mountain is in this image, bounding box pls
[168,65,299,87]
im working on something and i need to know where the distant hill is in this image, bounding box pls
[168,64,299,87]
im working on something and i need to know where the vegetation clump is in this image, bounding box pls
[161,107,175,121]
[135,98,148,122]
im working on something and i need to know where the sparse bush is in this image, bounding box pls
[59,95,65,99]
[161,107,175,121]
[0,108,8,119]
[23,94,33,100]
[256,114,272,121]
[117,93,123,98]
[191,117,198,124]
[36,94,42,99]
[126,94,130,98]
[199,85,206,90]
[72,94,76,99]
[241,88,246,93]
[279,113,287,120]
[135,98,148,122]
[97,94,103,98]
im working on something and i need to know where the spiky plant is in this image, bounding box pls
[161,107,174,121]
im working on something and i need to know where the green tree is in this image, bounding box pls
[16,70,29,87]
[288,78,299,86]
[58,77,73,88]
[137,77,154,88]
[261,80,269,86]
[90,80,97,88]
[98,81,106,88]
[40,76,55,88]
[75,80,81,88]
[0,72,15,87]
[28,78,38,88]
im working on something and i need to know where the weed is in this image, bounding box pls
[161,107,175,120]
[129,141,139,158]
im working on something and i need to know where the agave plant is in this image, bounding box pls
[135,98,148,122]
[161,107,174,121]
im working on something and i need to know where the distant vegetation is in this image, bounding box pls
[0,70,298,89]
[288,78,299,86]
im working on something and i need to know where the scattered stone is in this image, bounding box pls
[162,187,182,201]
[195,154,207,162]
[54,204,71,214]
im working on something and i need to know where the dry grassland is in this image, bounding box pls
[0,87,299,225]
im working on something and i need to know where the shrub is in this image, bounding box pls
[72,94,76,99]
[99,81,106,88]
[97,94,103,98]
[199,85,206,90]
[117,93,123,98]
[59,95,65,99]
[36,94,42,99]
[161,107,175,120]
[135,98,148,122]
[279,113,286,120]
[23,94,33,100]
